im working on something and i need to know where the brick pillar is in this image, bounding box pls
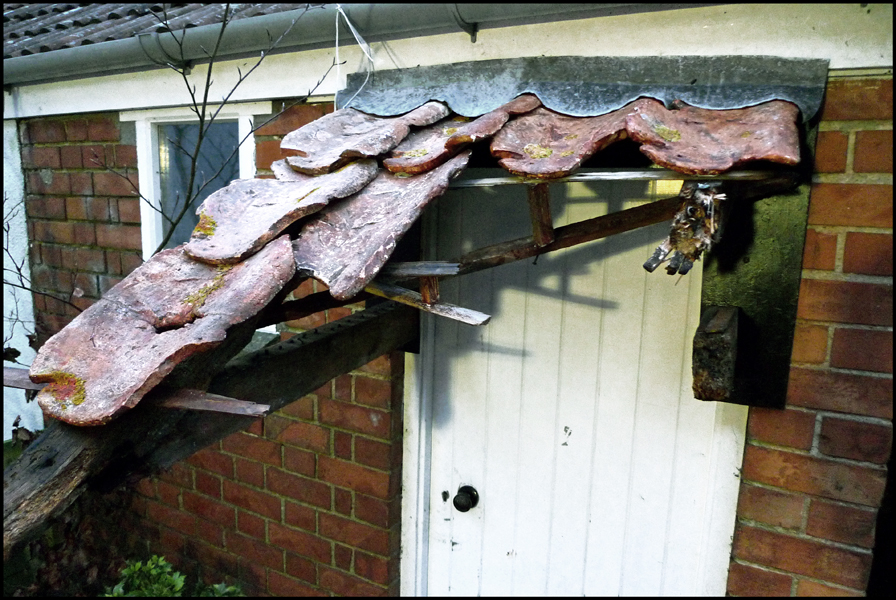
[20,113,142,347]
[727,76,893,596]
[125,103,406,596]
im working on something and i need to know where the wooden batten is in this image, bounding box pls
[692,306,739,402]
[365,280,490,326]
[527,183,555,246]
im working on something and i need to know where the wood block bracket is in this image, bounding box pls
[692,306,739,402]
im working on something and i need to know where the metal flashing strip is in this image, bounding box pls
[337,55,830,121]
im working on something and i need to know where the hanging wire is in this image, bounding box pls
[334,4,374,110]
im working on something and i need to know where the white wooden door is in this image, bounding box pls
[402,176,748,596]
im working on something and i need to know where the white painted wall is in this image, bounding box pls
[4,4,892,120]
[3,119,42,439]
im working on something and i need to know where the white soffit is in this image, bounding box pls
[4,3,892,120]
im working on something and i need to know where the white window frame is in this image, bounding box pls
[120,102,272,260]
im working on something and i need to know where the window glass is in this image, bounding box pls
[158,121,239,249]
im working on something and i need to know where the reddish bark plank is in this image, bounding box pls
[491,99,656,179]
[184,161,378,265]
[293,151,472,300]
[625,99,801,175]
[29,236,295,426]
[384,94,542,175]
[281,102,449,175]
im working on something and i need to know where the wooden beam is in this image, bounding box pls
[379,261,461,278]
[4,301,417,561]
[692,306,739,402]
[527,183,555,247]
[3,366,43,390]
[257,289,373,328]
[364,280,490,326]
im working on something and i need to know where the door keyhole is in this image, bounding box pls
[453,485,479,512]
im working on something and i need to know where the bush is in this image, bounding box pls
[103,555,241,597]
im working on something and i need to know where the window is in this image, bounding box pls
[120,102,271,259]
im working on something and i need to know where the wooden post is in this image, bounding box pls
[527,183,555,247]
[692,306,739,402]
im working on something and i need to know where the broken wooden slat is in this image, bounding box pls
[527,183,555,246]
[29,236,295,426]
[692,306,739,402]
[379,261,461,278]
[184,161,378,265]
[490,99,655,179]
[293,150,472,300]
[419,276,440,305]
[384,94,542,175]
[282,102,450,175]
[364,280,490,326]
[458,195,683,275]
[5,301,417,561]
[3,367,269,417]
[625,100,801,175]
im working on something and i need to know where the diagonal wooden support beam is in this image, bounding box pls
[364,280,490,326]
[4,301,416,561]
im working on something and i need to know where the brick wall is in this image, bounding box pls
[727,75,893,596]
[19,112,142,347]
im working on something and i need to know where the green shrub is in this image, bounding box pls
[103,555,241,597]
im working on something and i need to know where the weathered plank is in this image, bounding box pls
[184,162,378,265]
[4,366,43,390]
[379,261,461,278]
[692,306,739,402]
[4,301,417,561]
[293,150,472,300]
[527,183,555,246]
[282,102,450,175]
[29,236,295,426]
[365,280,490,326]
[625,100,801,175]
[490,99,654,179]
[384,94,541,175]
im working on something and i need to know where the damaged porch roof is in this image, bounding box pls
[28,55,827,426]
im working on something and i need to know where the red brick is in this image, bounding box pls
[797,279,892,326]
[27,196,66,220]
[326,306,352,322]
[235,457,265,487]
[355,494,392,529]
[732,524,872,589]
[727,561,793,596]
[274,420,330,453]
[117,197,141,223]
[747,407,815,450]
[269,522,331,563]
[319,566,387,596]
[60,145,82,169]
[72,221,96,245]
[801,229,837,271]
[95,223,142,250]
[28,119,66,143]
[115,144,138,168]
[354,376,392,409]
[64,119,88,142]
[28,171,70,195]
[736,483,805,529]
[86,115,120,141]
[285,500,316,532]
[93,171,138,197]
[280,395,314,420]
[156,480,181,507]
[223,480,281,520]
[283,446,316,477]
[285,552,317,584]
[134,477,156,499]
[64,196,88,220]
[334,431,352,460]
[787,367,893,418]
[146,499,197,535]
[319,513,389,555]
[854,130,893,173]
[69,172,93,195]
[354,437,392,471]
[843,232,893,276]
[194,519,224,547]
[319,456,390,499]
[814,131,848,173]
[286,310,326,331]
[808,184,892,228]
[71,272,100,298]
[818,416,893,464]
[156,463,193,488]
[99,274,124,294]
[807,499,877,548]
[268,468,331,509]
[796,579,864,596]
[81,144,113,168]
[335,487,352,515]
[741,445,886,506]
[246,418,263,436]
[183,491,236,528]
[268,571,325,597]
[195,470,221,499]
[237,509,266,540]
[320,399,391,439]
[354,551,390,585]
[821,79,893,121]
[254,103,330,137]
[334,544,352,570]
[255,139,286,170]
[227,532,283,570]
[29,146,61,168]
[222,432,282,467]
[187,447,234,477]
[334,375,351,401]
[831,327,892,374]
[120,251,143,275]
[791,323,828,364]
[358,353,397,378]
